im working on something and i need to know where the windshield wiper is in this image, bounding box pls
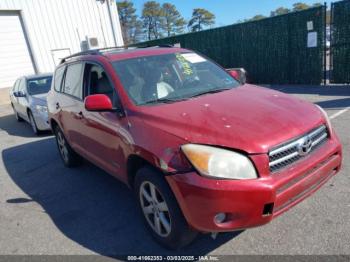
[142,97,180,105]
[141,88,232,105]
[188,88,232,98]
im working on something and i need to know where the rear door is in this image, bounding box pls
[49,65,66,116]
[9,79,19,106]
[59,62,85,152]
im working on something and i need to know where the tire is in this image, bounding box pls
[28,111,40,135]
[12,104,23,122]
[134,166,198,249]
[54,125,81,167]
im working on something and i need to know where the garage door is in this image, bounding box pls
[0,12,34,89]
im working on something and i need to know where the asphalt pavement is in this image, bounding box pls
[0,85,349,256]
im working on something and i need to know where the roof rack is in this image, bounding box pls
[137,44,174,48]
[60,50,101,64]
[158,44,174,48]
[59,45,132,64]
[59,44,175,64]
[96,45,130,52]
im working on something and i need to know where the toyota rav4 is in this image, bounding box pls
[47,46,342,249]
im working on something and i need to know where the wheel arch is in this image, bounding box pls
[126,153,164,188]
[50,118,59,132]
[26,107,31,116]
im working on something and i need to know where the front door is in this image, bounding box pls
[77,62,128,179]
[16,78,29,119]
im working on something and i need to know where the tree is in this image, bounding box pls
[188,8,215,32]
[292,2,310,11]
[141,1,165,40]
[162,3,186,37]
[117,1,139,45]
[270,7,290,17]
[249,15,267,21]
[129,20,144,43]
[312,3,323,7]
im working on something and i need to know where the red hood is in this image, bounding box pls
[135,85,324,154]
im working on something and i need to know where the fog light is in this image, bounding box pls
[214,213,226,224]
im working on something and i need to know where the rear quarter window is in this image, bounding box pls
[63,63,83,99]
[54,66,65,92]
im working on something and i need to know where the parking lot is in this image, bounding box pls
[0,85,349,256]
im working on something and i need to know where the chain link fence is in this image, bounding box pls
[135,6,326,85]
[331,0,350,84]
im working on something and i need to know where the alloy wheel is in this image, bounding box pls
[56,131,69,163]
[139,181,172,237]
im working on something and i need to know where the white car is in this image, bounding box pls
[9,73,52,135]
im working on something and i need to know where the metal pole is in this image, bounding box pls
[329,2,334,84]
[18,10,39,74]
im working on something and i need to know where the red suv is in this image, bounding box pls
[47,47,342,249]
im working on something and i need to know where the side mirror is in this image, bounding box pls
[227,68,247,85]
[14,91,26,97]
[84,94,113,111]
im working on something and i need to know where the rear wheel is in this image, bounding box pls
[135,166,198,249]
[54,126,81,167]
[12,104,23,122]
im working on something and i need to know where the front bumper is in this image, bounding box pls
[166,136,342,233]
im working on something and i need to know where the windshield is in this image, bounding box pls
[27,76,52,95]
[112,52,240,105]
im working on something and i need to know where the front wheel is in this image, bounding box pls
[54,126,81,167]
[134,166,198,249]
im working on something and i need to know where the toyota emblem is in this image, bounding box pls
[298,136,313,156]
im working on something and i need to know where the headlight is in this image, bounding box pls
[35,105,48,114]
[181,144,257,180]
[316,105,332,135]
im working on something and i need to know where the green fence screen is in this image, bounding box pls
[331,0,350,83]
[135,6,326,85]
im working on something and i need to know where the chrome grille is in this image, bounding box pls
[269,125,328,173]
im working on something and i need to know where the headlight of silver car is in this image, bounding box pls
[35,105,48,114]
[181,144,257,180]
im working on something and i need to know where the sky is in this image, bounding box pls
[131,0,334,27]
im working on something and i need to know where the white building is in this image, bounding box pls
[0,0,124,89]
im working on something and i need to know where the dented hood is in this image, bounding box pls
[136,85,324,154]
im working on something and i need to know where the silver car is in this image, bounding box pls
[9,73,52,135]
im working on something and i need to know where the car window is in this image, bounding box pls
[112,52,239,105]
[12,79,19,92]
[63,63,84,99]
[54,66,65,92]
[14,79,22,92]
[18,79,26,92]
[84,63,119,106]
[27,76,52,95]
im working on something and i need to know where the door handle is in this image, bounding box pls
[56,102,60,110]
[76,111,84,119]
